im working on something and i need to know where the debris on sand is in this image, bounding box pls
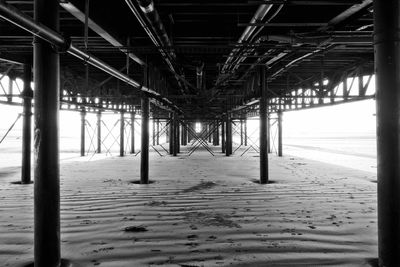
[124,226,148,232]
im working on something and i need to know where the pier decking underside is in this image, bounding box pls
[1,149,377,266]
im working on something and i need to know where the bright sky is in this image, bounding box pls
[0,99,376,140]
[283,99,376,138]
[0,74,377,140]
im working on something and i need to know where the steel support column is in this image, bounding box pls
[374,1,400,265]
[244,118,247,146]
[80,108,86,157]
[120,111,124,157]
[240,119,244,145]
[267,117,271,153]
[176,117,180,154]
[130,112,135,153]
[217,120,220,146]
[33,0,61,264]
[178,121,181,153]
[221,120,225,153]
[226,114,232,156]
[7,76,13,102]
[166,120,169,143]
[140,97,149,184]
[278,110,283,157]
[260,66,269,184]
[156,119,160,145]
[21,63,33,184]
[173,113,178,156]
[96,111,101,153]
[180,124,184,145]
[169,113,174,154]
[152,118,156,146]
[208,123,212,143]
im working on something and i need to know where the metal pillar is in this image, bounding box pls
[176,117,180,154]
[169,113,174,154]
[120,111,124,157]
[96,111,101,153]
[173,114,178,156]
[140,97,149,184]
[244,118,247,146]
[33,0,61,264]
[182,124,187,146]
[156,119,160,145]
[374,1,400,265]
[221,120,225,153]
[226,114,232,156]
[21,63,33,184]
[260,66,268,184]
[240,119,244,145]
[130,112,135,153]
[80,108,86,157]
[7,76,13,102]
[166,120,169,143]
[180,124,184,145]
[152,118,156,146]
[208,123,212,143]
[278,110,283,157]
[267,117,271,153]
[176,118,181,153]
[212,121,216,146]
[216,120,220,146]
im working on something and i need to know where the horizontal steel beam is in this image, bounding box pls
[0,1,182,114]
[60,1,145,66]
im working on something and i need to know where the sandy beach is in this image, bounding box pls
[0,145,377,266]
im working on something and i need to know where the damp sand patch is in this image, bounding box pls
[181,181,217,193]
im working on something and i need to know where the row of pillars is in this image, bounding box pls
[162,113,282,159]
[79,110,166,157]
[20,46,283,266]
[17,0,400,265]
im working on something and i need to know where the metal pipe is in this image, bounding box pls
[126,0,192,95]
[21,63,32,184]
[374,0,400,265]
[33,0,60,264]
[222,3,273,72]
[0,0,181,113]
[137,0,175,58]
[60,1,145,66]
[260,66,269,184]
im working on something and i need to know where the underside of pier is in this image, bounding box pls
[0,0,398,266]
